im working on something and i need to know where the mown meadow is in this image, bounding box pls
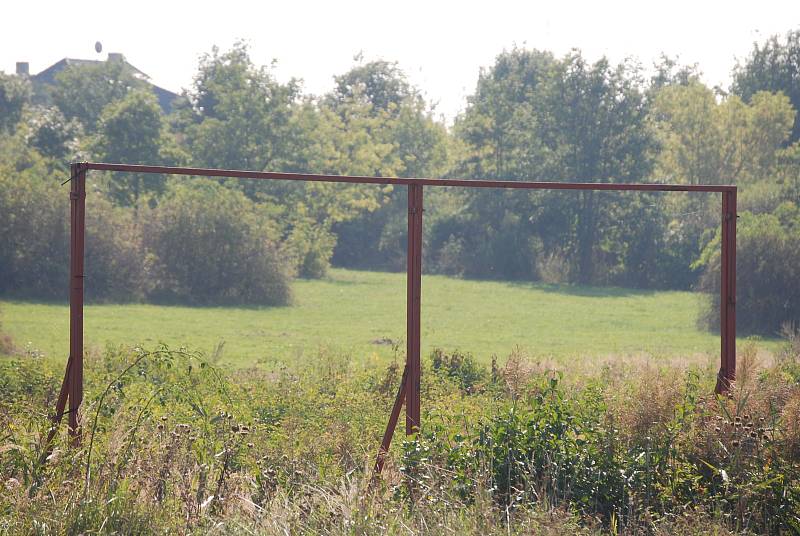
[0,268,780,370]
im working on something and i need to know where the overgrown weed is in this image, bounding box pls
[0,342,798,534]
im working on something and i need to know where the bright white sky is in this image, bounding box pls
[2,0,799,122]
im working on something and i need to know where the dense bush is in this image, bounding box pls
[84,195,145,301]
[0,163,69,299]
[697,203,800,334]
[141,180,292,305]
[0,163,145,302]
[285,213,338,278]
[0,163,293,306]
[430,347,487,392]
[427,201,541,280]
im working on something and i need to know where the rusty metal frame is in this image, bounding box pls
[50,162,737,470]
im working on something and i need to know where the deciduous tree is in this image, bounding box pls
[52,60,145,131]
[732,29,800,143]
[93,90,184,205]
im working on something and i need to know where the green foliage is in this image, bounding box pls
[51,59,147,131]
[653,83,796,185]
[455,47,557,181]
[141,180,292,305]
[0,153,288,305]
[0,72,30,133]
[0,161,68,299]
[83,196,146,301]
[648,54,702,92]
[696,206,800,334]
[329,58,413,115]
[175,45,409,277]
[322,59,451,271]
[284,211,338,278]
[430,348,486,392]
[428,202,542,279]
[26,106,81,161]
[3,35,800,533]
[180,43,301,173]
[404,363,799,532]
[475,377,625,512]
[3,38,800,335]
[732,28,800,143]
[92,90,184,205]
[448,48,656,284]
[0,159,146,302]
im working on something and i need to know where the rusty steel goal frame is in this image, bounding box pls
[51,162,738,472]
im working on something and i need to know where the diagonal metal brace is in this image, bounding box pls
[373,365,409,477]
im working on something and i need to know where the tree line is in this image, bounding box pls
[1,31,799,334]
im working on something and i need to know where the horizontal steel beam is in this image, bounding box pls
[79,162,737,193]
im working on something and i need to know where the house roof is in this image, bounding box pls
[30,55,178,113]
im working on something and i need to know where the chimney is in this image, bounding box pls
[107,52,124,63]
[15,62,29,76]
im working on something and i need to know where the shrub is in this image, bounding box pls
[285,215,337,279]
[0,163,69,299]
[430,348,486,392]
[0,163,295,305]
[84,195,145,301]
[0,163,145,302]
[427,209,541,280]
[430,234,466,277]
[696,204,800,334]
[536,249,573,284]
[142,180,292,305]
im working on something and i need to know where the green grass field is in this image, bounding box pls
[0,268,776,368]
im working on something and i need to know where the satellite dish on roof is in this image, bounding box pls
[95,41,103,54]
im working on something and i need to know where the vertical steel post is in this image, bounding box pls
[68,163,86,442]
[406,184,423,435]
[717,189,737,393]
